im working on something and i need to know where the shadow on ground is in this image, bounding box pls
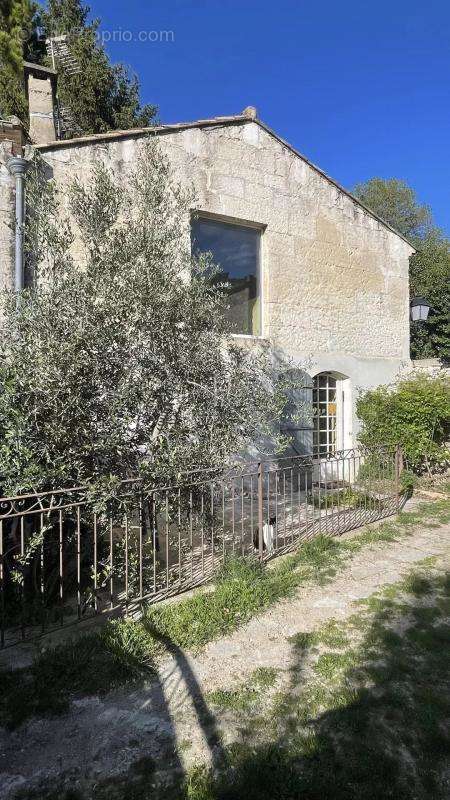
[11,568,450,800]
[187,568,450,800]
[9,622,228,800]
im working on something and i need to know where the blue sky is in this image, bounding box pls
[91,0,450,233]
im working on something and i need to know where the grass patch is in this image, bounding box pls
[135,534,352,656]
[0,545,328,730]
[207,687,259,713]
[288,630,317,651]
[144,556,278,651]
[313,650,357,681]
[207,667,279,713]
[315,619,349,648]
[0,620,157,729]
[251,666,279,689]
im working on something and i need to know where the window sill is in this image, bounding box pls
[230,333,269,341]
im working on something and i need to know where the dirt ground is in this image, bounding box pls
[1,507,449,799]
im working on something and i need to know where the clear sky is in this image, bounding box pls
[90,0,450,234]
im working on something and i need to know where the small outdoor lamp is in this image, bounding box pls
[410,296,431,322]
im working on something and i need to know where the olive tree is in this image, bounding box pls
[0,141,305,497]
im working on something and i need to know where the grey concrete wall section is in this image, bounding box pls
[39,121,414,446]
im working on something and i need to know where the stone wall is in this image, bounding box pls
[27,74,56,145]
[38,120,413,445]
[409,359,449,377]
[0,141,15,295]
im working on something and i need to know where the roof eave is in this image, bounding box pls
[34,115,250,152]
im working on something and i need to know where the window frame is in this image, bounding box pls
[313,373,338,457]
[190,211,266,339]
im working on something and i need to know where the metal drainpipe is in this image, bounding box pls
[7,156,30,292]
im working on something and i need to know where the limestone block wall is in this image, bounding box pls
[38,120,414,445]
[28,75,57,145]
[0,142,15,295]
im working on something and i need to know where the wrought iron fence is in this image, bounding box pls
[0,446,403,648]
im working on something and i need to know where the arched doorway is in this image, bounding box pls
[312,371,350,457]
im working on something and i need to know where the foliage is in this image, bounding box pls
[0,141,304,496]
[32,0,156,135]
[353,177,450,363]
[0,0,34,121]
[353,177,431,240]
[356,374,450,473]
[409,228,450,362]
[40,0,88,33]
[0,0,156,133]
[400,469,416,494]
[307,487,379,510]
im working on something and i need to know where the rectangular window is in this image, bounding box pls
[191,216,261,335]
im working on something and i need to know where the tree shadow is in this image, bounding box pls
[145,624,228,770]
[7,570,449,800]
[197,569,450,800]
[80,623,228,800]
[7,621,227,800]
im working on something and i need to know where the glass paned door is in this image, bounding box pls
[312,373,337,456]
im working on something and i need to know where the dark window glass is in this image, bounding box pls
[191,216,261,335]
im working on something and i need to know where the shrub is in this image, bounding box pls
[356,374,450,474]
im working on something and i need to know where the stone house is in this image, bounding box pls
[0,65,415,456]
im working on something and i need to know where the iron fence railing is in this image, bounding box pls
[0,446,403,648]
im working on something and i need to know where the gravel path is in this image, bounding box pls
[1,514,449,799]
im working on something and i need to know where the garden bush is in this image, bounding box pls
[356,374,450,474]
